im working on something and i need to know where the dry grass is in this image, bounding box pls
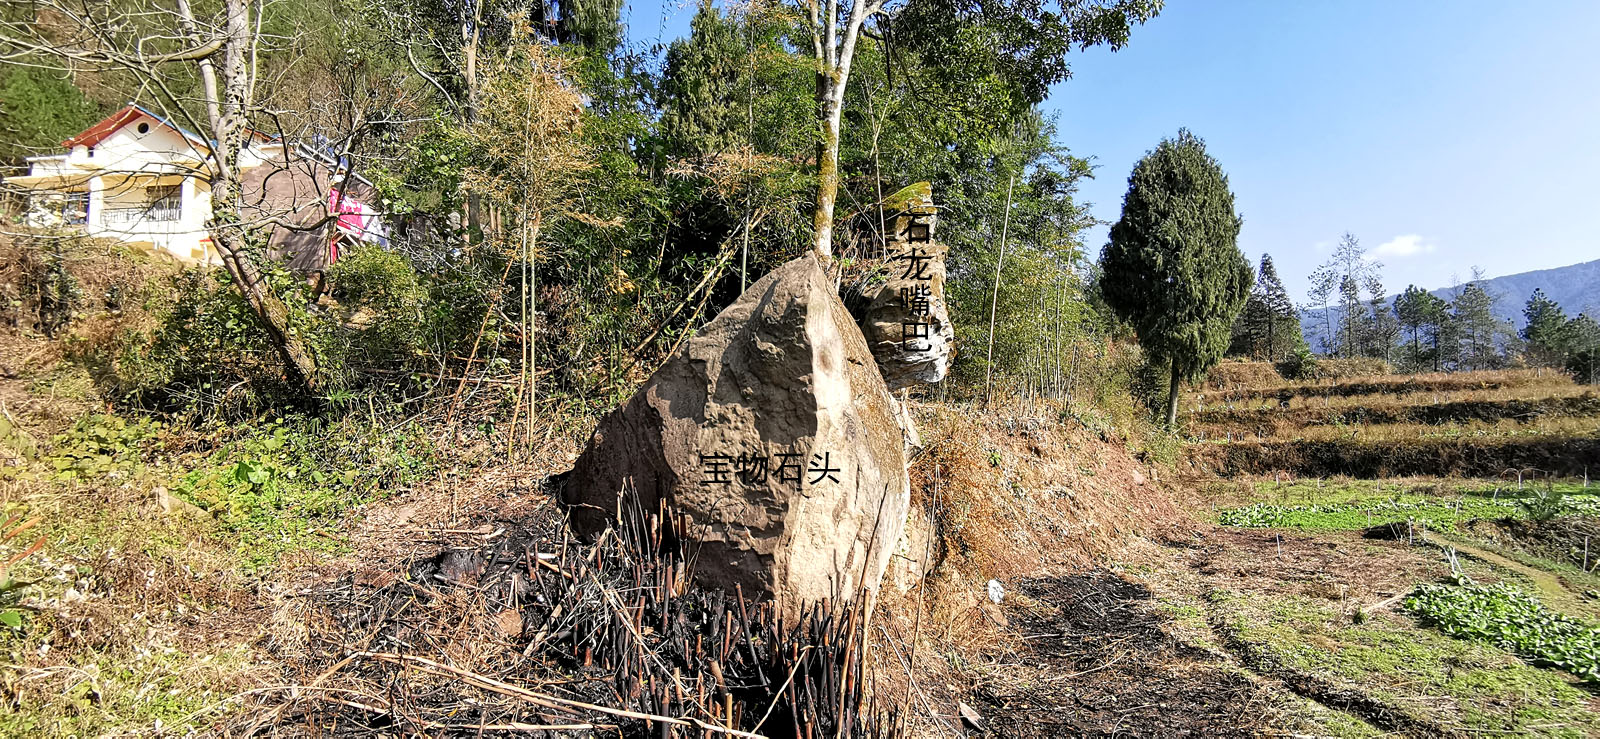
[1204,360,1283,390]
[1233,415,1600,444]
[1194,401,1600,443]
[1202,358,1395,392]
[909,402,1189,583]
[1191,382,1591,419]
[1304,357,1393,381]
[1190,435,1600,479]
[862,400,1198,735]
[1191,368,1573,405]
[0,474,275,736]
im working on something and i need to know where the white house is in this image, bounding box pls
[7,104,385,269]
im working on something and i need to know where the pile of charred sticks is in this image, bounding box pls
[527,499,898,737]
[273,493,900,738]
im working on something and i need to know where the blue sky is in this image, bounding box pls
[628,2,1600,304]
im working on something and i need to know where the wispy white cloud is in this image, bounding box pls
[1373,234,1437,258]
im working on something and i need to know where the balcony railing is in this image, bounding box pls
[102,203,181,224]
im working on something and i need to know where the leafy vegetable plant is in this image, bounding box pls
[1404,580,1600,682]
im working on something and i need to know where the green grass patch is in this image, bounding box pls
[0,637,260,736]
[1213,591,1600,736]
[1217,482,1600,532]
[1218,497,1522,531]
[7,409,442,573]
[169,414,440,571]
[1405,580,1600,682]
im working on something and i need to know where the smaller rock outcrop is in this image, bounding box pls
[859,183,955,390]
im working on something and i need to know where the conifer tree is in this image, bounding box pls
[1394,285,1449,371]
[1228,254,1301,361]
[1309,233,1381,357]
[1451,279,1506,370]
[1521,289,1570,367]
[1256,255,1301,361]
[1564,313,1600,384]
[1336,275,1366,358]
[1365,279,1401,362]
[1228,290,1269,359]
[1100,130,1252,427]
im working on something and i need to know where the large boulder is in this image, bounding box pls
[562,254,911,612]
[860,183,954,390]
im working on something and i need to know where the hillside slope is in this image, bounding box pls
[1300,258,1600,351]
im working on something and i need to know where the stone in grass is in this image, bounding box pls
[561,254,911,614]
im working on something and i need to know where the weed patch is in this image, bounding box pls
[1211,591,1600,736]
[1217,484,1600,532]
[1405,580,1600,682]
[1218,497,1523,531]
[169,415,441,571]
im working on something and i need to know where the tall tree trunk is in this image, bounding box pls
[812,72,844,257]
[1165,357,1181,428]
[180,0,318,389]
[1440,323,1452,372]
[807,0,878,258]
[983,175,1016,404]
[1323,306,1334,357]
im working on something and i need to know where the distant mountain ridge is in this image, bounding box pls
[1299,258,1600,352]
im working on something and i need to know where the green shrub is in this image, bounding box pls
[1275,346,1318,381]
[111,268,291,413]
[1567,348,1600,385]
[322,243,435,373]
[1405,580,1600,682]
[109,245,440,412]
[14,233,85,337]
[1519,484,1566,522]
[35,414,159,481]
[1131,353,1171,418]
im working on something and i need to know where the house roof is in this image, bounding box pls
[291,143,375,189]
[61,103,270,150]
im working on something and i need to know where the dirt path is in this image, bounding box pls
[974,569,1271,737]
[971,528,1600,737]
[1432,533,1600,620]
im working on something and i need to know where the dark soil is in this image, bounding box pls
[1190,436,1600,478]
[971,570,1267,737]
[1186,528,1444,600]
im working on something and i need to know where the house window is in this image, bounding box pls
[29,192,88,226]
[146,184,181,221]
[67,192,89,225]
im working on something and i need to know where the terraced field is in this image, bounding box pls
[1188,367,1600,479]
[1147,364,1600,736]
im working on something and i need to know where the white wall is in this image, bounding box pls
[19,113,276,265]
